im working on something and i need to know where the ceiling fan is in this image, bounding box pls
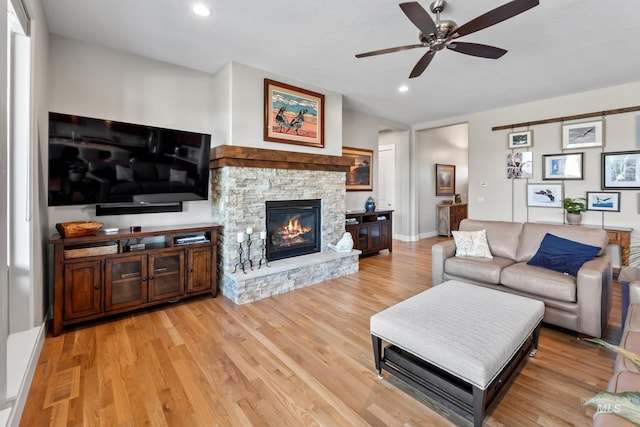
[355,0,539,78]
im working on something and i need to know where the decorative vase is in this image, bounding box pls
[566,213,582,225]
[365,197,376,212]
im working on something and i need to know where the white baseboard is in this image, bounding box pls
[393,231,439,242]
[6,322,46,427]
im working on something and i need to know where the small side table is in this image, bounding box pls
[617,266,640,327]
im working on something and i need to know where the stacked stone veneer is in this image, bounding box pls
[211,166,359,304]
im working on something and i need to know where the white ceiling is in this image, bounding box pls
[41,0,640,126]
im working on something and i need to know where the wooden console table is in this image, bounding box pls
[50,223,222,336]
[603,226,632,267]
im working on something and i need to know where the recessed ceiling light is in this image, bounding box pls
[398,85,409,93]
[192,3,212,16]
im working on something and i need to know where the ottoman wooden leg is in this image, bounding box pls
[530,322,542,357]
[371,335,383,378]
[472,386,486,427]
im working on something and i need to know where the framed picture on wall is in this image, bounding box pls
[435,164,456,196]
[508,130,533,148]
[562,120,604,149]
[586,191,621,212]
[343,147,373,191]
[264,78,325,148]
[527,183,563,208]
[507,151,533,179]
[542,152,584,180]
[601,150,640,189]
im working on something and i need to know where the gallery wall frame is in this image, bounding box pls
[542,152,584,180]
[343,146,373,191]
[586,191,621,212]
[507,151,532,179]
[601,150,640,189]
[435,164,456,196]
[562,120,604,149]
[527,183,563,208]
[264,78,325,148]
[508,130,533,148]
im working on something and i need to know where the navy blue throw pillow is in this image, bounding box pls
[527,233,601,277]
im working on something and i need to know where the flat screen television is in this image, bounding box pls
[48,112,211,212]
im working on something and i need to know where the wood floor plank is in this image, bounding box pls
[21,238,619,426]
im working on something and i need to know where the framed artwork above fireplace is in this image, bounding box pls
[264,79,325,148]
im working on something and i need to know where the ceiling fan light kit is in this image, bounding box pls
[355,0,539,78]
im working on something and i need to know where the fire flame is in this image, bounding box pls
[283,218,311,239]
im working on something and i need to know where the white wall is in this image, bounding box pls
[47,35,217,230]
[413,81,640,245]
[416,123,469,237]
[342,109,379,210]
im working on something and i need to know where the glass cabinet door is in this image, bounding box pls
[149,251,184,301]
[105,255,148,311]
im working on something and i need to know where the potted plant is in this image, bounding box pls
[563,197,586,225]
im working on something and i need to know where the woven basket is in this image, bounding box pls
[56,221,104,238]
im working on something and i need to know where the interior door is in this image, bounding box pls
[378,144,395,211]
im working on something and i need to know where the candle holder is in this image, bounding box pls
[258,237,270,269]
[246,233,254,271]
[232,241,247,274]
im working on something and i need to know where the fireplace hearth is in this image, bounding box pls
[266,199,321,261]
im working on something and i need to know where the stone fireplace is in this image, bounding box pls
[210,146,359,304]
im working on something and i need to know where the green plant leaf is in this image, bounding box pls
[584,338,640,371]
[583,391,640,424]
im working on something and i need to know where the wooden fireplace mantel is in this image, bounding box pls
[209,145,351,172]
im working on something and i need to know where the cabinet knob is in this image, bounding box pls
[94,285,100,290]
[188,269,193,273]
[142,277,147,282]
[149,276,154,281]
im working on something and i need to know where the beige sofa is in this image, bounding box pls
[592,281,640,426]
[432,219,613,338]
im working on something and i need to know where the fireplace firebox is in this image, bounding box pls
[266,199,321,261]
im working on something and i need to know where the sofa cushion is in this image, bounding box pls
[593,411,639,427]
[527,233,601,277]
[627,304,640,332]
[614,330,640,374]
[516,222,608,262]
[452,229,493,258]
[501,262,577,302]
[459,219,523,261]
[445,256,514,284]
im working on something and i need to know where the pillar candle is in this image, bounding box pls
[246,226,253,235]
[237,232,245,243]
[260,231,267,239]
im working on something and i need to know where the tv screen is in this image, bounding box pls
[48,112,211,207]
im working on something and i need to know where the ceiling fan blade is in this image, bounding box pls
[447,42,507,59]
[409,50,435,78]
[355,44,425,58]
[399,2,437,36]
[453,0,539,39]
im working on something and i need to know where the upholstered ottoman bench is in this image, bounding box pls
[370,280,544,427]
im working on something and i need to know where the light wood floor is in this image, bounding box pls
[21,238,621,426]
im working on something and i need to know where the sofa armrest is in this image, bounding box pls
[432,240,456,286]
[629,281,640,306]
[577,255,612,338]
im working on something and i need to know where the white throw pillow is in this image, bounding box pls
[452,229,493,259]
